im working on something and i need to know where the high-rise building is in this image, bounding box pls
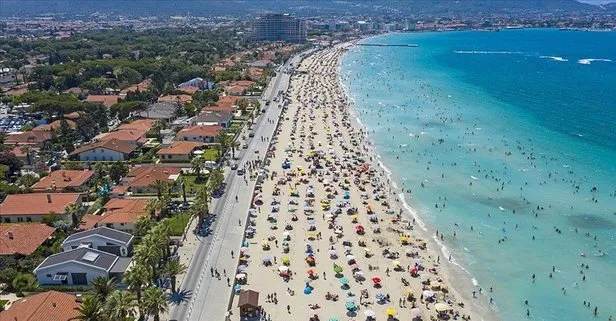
[251,14,307,43]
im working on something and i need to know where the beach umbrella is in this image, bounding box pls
[278,266,289,272]
[434,303,450,312]
[364,310,376,317]
[410,307,422,317]
[237,265,247,272]
[262,257,271,263]
[345,301,356,310]
[281,257,290,264]
[372,277,381,284]
[423,290,435,297]
[240,247,249,253]
[304,286,313,294]
[333,265,343,274]
[283,231,290,236]
[235,273,246,280]
[392,260,401,266]
[233,284,242,292]
[375,293,385,301]
[346,254,355,260]
[307,269,315,275]
[328,318,339,321]
[384,307,397,316]
[339,277,349,285]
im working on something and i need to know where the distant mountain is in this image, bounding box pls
[0,0,604,18]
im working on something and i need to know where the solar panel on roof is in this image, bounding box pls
[82,251,100,262]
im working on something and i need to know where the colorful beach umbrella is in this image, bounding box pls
[339,277,349,285]
[278,266,289,272]
[345,301,356,310]
[333,265,343,274]
[372,277,381,284]
[237,265,247,272]
[384,307,397,316]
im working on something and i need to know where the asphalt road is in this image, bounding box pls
[168,50,312,321]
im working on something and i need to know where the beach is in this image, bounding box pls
[229,43,497,321]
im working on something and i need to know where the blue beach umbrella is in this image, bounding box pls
[304,286,313,294]
[339,277,350,285]
[345,301,356,310]
[237,265,248,272]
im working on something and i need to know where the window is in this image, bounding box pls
[17,217,23,222]
[120,223,125,226]
[26,217,32,222]
[3,217,10,223]
[85,156,89,161]
[100,149,104,153]
[106,223,113,228]
[46,274,52,277]
[101,156,106,161]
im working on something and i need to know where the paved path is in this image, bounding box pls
[168,50,312,321]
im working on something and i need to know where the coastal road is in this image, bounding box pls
[168,50,312,321]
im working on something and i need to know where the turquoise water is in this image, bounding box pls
[341,29,616,321]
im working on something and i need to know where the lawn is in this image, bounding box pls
[202,149,218,161]
[179,174,208,195]
[167,212,191,236]
[0,299,8,310]
[230,121,243,129]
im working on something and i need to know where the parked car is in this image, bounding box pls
[237,169,245,176]
[231,163,239,170]
[242,144,248,149]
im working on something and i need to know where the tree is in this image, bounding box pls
[207,167,224,193]
[192,184,212,227]
[92,276,116,302]
[141,286,168,321]
[12,273,38,294]
[71,295,104,321]
[0,152,21,176]
[135,215,154,237]
[214,132,233,161]
[190,156,203,178]
[109,161,129,184]
[104,290,137,321]
[163,259,187,293]
[134,235,163,282]
[148,179,170,200]
[17,173,39,188]
[64,203,82,227]
[145,198,160,220]
[123,264,151,304]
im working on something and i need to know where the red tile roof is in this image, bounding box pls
[0,291,81,321]
[31,170,94,192]
[116,119,153,132]
[32,119,77,132]
[218,96,240,104]
[126,166,181,188]
[230,80,256,87]
[0,193,83,216]
[120,79,152,95]
[4,131,53,145]
[0,224,56,255]
[177,125,223,138]
[78,214,103,230]
[97,129,147,143]
[158,94,192,103]
[70,138,138,156]
[86,94,121,108]
[204,105,237,113]
[100,199,148,224]
[157,141,203,155]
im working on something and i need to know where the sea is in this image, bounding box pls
[340,29,616,321]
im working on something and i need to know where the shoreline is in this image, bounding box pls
[336,40,499,321]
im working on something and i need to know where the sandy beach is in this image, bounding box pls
[229,43,496,321]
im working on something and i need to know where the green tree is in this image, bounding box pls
[207,167,224,193]
[109,161,129,184]
[92,276,117,302]
[12,273,38,294]
[135,215,154,237]
[141,286,168,321]
[214,132,233,161]
[123,264,151,304]
[134,235,163,282]
[104,290,137,321]
[148,179,169,200]
[163,260,187,293]
[70,295,104,321]
[190,156,203,178]
[192,184,212,226]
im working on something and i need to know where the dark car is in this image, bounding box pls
[237,169,245,176]
[248,132,255,138]
[231,163,239,170]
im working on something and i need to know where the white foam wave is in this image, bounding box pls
[470,176,479,180]
[499,206,506,211]
[540,55,568,62]
[454,50,529,55]
[578,58,612,65]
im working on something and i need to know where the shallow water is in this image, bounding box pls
[341,29,616,321]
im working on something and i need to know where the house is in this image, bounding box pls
[95,198,148,232]
[227,85,248,96]
[204,104,238,114]
[0,291,81,321]
[193,111,233,128]
[248,67,265,80]
[0,224,56,256]
[62,227,134,257]
[247,60,273,68]
[109,185,130,199]
[124,166,182,194]
[137,102,178,121]
[32,119,77,132]
[176,125,222,143]
[218,95,240,105]
[4,131,53,147]
[0,193,84,223]
[95,129,148,146]
[116,119,153,132]
[86,94,121,108]
[31,170,94,192]
[231,80,256,88]
[158,94,192,104]
[11,145,36,164]
[157,141,204,161]
[34,247,131,285]
[69,138,139,161]
[119,79,152,96]
[237,290,260,318]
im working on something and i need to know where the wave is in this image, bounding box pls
[578,58,612,65]
[454,50,530,55]
[540,55,569,62]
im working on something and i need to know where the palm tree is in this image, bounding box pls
[148,179,169,200]
[19,146,31,165]
[191,184,211,226]
[123,264,151,304]
[163,260,187,293]
[214,132,232,161]
[141,286,168,321]
[207,167,225,192]
[134,236,163,282]
[71,295,104,321]
[135,215,153,237]
[64,203,82,227]
[152,219,172,259]
[91,276,116,302]
[191,156,203,178]
[104,290,137,321]
[145,198,160,220]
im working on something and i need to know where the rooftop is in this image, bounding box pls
[0,193,83,216]
[35,247,119,271]
[194,111,232,124]
[63,226,133,246]
[4,131,53,145]
[0,224,56,255]
[157,141,204,155]
[178,125,223,138]
[99,198,148,225]
[86,94,121,108]
[31,170,94,192]
[70,138,138,156]
[116,119,153,132]
[32,119,77,132]
[0,291,80,321]
[126,166,182,188]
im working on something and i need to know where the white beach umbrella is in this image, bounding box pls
[278,266,289,272]
[364,310,376,317]
[410,307,422,317]
[346,254,355,260]
[423,290,435,297]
